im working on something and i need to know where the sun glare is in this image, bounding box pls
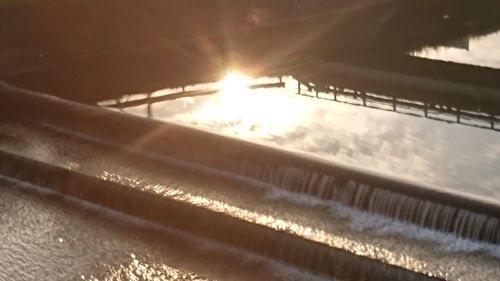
[218,72,251,94]
[188,75,308,140]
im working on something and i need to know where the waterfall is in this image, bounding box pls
[1,81,499,249]
[0,149,439,281]
[231,160,500,244]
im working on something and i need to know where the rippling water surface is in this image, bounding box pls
[1,119,499,280]
[0,177,333,281]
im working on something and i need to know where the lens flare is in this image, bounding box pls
[218,72,251,94]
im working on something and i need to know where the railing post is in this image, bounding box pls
[115,98,124,112]
[147,92,153,118]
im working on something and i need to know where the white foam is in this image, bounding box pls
[266,188,500,258]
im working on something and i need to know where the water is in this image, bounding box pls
[93,74,500,245]
[0,121,435,281]
[0,176,333,281]
[410,29,500,69]
[1,118,499,280]
[2,1,500,280]
[99,75,500,203]
[5,76,500,244]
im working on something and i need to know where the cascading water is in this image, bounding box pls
[0,148,439,281]
[234,161,500,244]
[2,82,500,280]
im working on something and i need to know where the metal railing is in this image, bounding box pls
[296,80,500,132]
[100,75,500,133]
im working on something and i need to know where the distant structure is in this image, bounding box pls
[444,37,470,50]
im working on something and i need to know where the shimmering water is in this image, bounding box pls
[0,177,331,281]
[1,118,499,280]
[2,1,500,280]
[99,75,500,203]
[410,29,500,69]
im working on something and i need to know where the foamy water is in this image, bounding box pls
[266,188,500,258]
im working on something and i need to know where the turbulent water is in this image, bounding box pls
[0,177,333,281]
[1,118,499,280]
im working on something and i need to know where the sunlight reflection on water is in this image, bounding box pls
[100,74,500,201]
[411,30,500,69]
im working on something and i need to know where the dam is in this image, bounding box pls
[1,1,500,280]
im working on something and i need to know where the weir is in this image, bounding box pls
[1,81,499,246]
[2,0,500,280]
[0,148,439,281]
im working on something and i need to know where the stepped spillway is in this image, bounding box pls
[1,82,500,280]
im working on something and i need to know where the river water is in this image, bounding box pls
[1,117,499,280]
[0,176,332,281]
[100,75,500,203]
[411,28,500,69]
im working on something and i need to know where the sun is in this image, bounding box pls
[218,71,251,94]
